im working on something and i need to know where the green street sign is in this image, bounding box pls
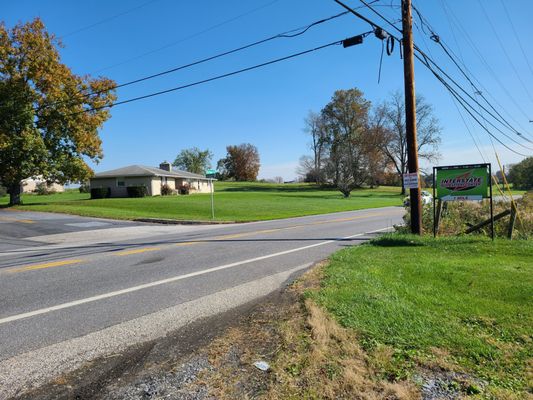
[435,164,489,201]
[206,169,217,178]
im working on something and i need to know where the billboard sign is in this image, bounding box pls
[435,164,489,201]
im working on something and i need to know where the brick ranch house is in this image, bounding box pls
[89,162,213,197]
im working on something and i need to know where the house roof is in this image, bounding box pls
[92,165,208,180]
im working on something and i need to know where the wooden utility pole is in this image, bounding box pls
[401,0,422,234]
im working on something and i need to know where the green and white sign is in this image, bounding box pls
[435,165,489,201]
[206,169,217,178]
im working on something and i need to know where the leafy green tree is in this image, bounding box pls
[321,88,372,197]
[173,147,213,174]
[0,18,116,205]
[508,157,533,190]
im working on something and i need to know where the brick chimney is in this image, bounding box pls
[159,161,172,172]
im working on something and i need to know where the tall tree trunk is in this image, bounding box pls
[400,174,406,195]
[9,182,22,206]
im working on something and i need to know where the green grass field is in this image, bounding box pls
[0,182,403,221]
[313,234,533,397]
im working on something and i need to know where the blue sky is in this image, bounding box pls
[4,0,533,179]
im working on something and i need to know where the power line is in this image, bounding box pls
[434,0,533,141]
[355,0,533,151]
[41,10,358,110]
[411,10,488,162]
[438,0,532,123]
[74,37,360,115]
[499,0,533,78]
[334,0,530,157]
[59,0,162,39]
[411,3,533,144]
[476,0,533,105]
[90,0,282,74]
[415,52,530,157]
[437,1,533,140]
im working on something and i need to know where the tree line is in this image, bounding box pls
[297,88,442,196]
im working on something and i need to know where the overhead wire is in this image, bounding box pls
[499,0,533,78]
[411,3,533,145]
[91,0,282,74]
[437,0,533,140]
[354,0,533,152]
[73,37,358,115]
[59,0,162,39]
[439,0,531,122]
[411,8,487,163]
[334,0,530,157]
[476,0,533,105]
[41,9,364,110]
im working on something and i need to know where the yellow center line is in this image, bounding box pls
[0,216,35,224]
[115,247,162,256]
[4,211,389,275]
[7,259,84,273]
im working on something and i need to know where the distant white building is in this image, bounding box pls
[89,162,213,197]
[21,176,64,193]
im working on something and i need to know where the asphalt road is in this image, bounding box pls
[0,206,404,398]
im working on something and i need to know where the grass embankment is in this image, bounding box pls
[272,235,532,399]
[0,182,403,221]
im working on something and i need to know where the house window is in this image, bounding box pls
[117,178,125,187]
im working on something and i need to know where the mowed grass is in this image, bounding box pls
[313,234,533,397]
[0,182,403,221]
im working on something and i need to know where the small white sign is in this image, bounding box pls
[442,195,482,201]
[403,173,419,189]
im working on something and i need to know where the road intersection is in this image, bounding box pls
[0,206,403,398]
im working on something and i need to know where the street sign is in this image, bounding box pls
[206,169,217,178]
[402,172,419,189]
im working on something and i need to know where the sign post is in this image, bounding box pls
[206,169,217,220]
[433,163,493,239]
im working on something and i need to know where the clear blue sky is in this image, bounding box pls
[4,0,533,179]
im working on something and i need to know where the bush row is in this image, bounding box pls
[399,192,532,239]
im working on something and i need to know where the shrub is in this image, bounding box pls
[398,192,533,239]
[161,184,174,196]
[35,182,56,195]
[90,187,110,199]
[126,185,147,198]
[0,185,6,197]
[79,182,90,193]
[178,185,190,195]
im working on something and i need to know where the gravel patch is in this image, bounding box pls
[106,355,213,400]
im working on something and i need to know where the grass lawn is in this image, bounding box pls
[0,182,403,221]
[313,234,532,397]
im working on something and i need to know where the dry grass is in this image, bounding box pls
[183,265,420,399]
[265,268,420,400]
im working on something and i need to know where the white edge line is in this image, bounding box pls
[0,227,392,325]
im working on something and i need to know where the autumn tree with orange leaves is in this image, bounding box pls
[0,18,116,205]
[217,143,260,181]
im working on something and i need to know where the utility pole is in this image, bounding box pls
[401,0,422,234]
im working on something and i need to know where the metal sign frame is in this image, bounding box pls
[432,163,494,240]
